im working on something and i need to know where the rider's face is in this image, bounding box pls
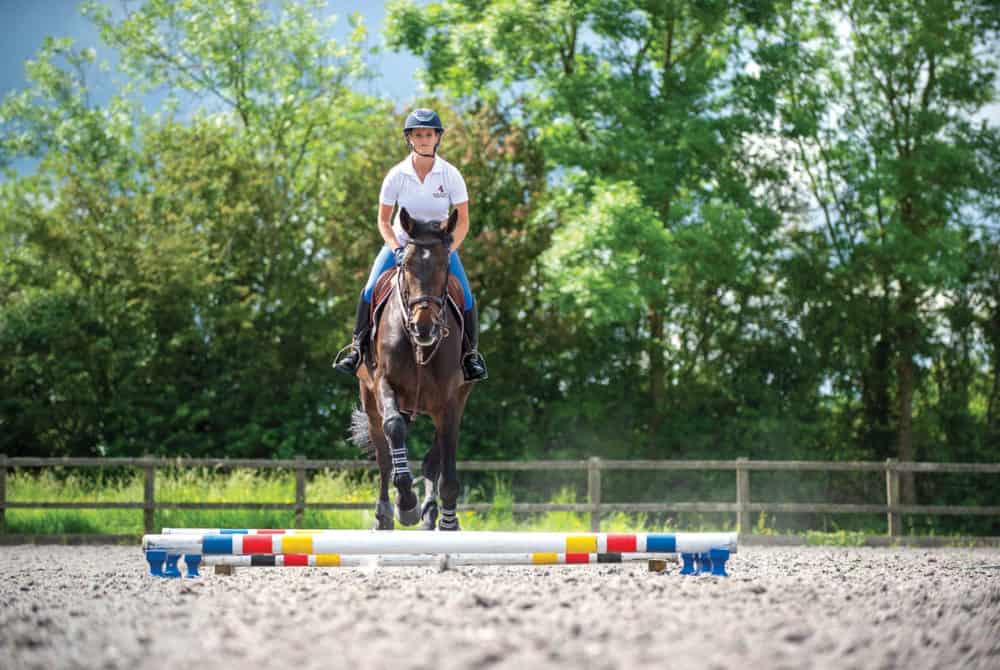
[409,127,440,154]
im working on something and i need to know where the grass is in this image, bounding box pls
[5,470,724,535]
[4,471,983,544]
[4,468,377,534]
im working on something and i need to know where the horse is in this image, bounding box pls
[350,207,473,531]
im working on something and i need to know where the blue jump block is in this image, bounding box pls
[709,548,730,577]
[696,552,712,575]
[163,554,182,578]
[679,553,696,575]
[184,554,202,578]
[146,550,166,577]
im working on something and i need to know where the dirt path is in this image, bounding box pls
[2,545,998,669]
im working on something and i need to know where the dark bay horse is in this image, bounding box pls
[351,207,473,530]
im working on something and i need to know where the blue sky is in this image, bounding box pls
[0,0,425,108]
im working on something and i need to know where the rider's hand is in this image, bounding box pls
[393,247,406,266]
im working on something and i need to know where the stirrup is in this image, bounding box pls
[462,350,488,382]
[333,341,363,374]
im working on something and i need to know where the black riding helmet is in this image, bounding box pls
[404,108,444,157]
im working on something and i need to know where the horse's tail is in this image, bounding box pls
[350,406,375,459]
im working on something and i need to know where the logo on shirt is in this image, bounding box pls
[432,184,448,199]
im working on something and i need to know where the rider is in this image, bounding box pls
[333,108,488,382]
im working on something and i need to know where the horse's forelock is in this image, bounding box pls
[409,219,451,244]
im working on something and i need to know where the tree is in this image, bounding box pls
[749,0,1000,498]
[387,0,786,447]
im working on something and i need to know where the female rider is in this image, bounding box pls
[333,108,488,382]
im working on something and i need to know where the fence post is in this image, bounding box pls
[0,454,7,533]
[143,456,155,534]
[885,458,900,537]
[295,455,306,529]
[587,457,601,533]
[736,457,750,536]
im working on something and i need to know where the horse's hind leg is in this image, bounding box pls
[420,440,441,531]
[378,378,419,526]
[363,389,394,530]
[434,406,464,531]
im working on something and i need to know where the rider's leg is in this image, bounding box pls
[333,245,396,375]
[449,251,488,382]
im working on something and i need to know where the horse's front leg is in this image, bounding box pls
[434,409,462,531]
[378,378,419,526]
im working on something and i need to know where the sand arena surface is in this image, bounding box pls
[1,544,999,670]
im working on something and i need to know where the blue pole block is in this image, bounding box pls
[184,554,202,578]
[709,548,730,577]
[697,552,712,575]
[146,550,166,577]
[164,554,182,578]
[679,553,696,575]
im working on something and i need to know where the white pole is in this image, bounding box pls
[143,530,738,556]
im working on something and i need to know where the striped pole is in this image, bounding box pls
[201,552,671,568]
[143,530,737,557]
[149,552,681,578]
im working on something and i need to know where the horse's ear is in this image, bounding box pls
[445,208,458,235]
[400,207,414,234]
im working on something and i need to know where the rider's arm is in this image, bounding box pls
[451,201,469,250]
[378,203,399,249]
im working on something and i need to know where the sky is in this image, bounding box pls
[0,0,425,112]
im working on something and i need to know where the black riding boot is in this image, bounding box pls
[462,306,488,382]
[333,294,371,375]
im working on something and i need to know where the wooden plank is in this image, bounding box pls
[890,462,1000,473]
[588,457,601,532]
[0,453,6,533]
[886,458,901,537]
[4,502,145,509]
[747,503,888,514]
[736,457,751,534]
[597,460,741,471]
[599,502,741,513]
[458,460,589,471]
[143,462,155,533]
[294,455,306,529]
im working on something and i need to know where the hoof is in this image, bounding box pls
[438,519,460,531]
[419,499,439,531]
[375,500,394,530]
[397,500,421,526]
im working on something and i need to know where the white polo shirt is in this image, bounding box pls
[379,154,469,245]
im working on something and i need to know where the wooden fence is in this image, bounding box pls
[1,455,999,537]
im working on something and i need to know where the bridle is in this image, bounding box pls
[395,235,452,366]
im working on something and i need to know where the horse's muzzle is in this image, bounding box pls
[410,310,441,347]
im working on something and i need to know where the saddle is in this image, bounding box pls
[368,268,465,363]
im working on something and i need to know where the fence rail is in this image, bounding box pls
[1,454,998,536]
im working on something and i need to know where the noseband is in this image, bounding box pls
[396,235,452,365]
